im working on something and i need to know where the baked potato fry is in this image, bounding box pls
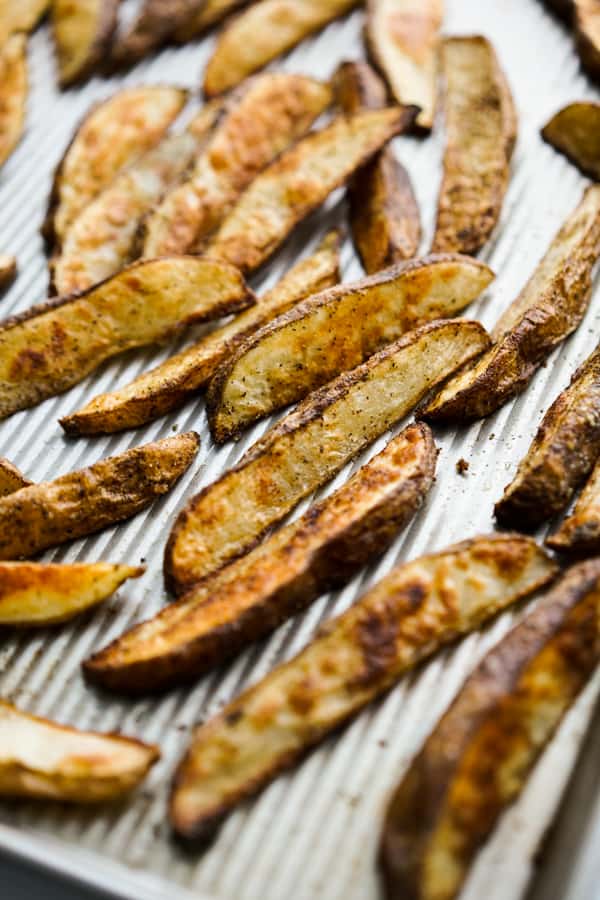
[202,0,360,97]
[0,257,251,419]
[0,458,31,496]
[366,0,442,131]
[169,534,556,842]
[51,0,119,87]
[0,562,143,626]
[495,343,600,529]
[380,558,600,900]
[421,185,600,423]
[542,102,600,181]
[44,86,188,250]
[547,459,600,554]
[0,255,16,290]
[61,232,341,436]
[207,254,494,443]
[112,0,206,66]
[0,701,158,802]
[0,433,199,561]
[576,0,600,81]
[0,34,27,170]
[0,0,49,42]
[174,0,250,40]
[431,36,516,255]
[141,73,332,258]
[165,319,490,594]
[86,425,437,693]
[207,107,418,274]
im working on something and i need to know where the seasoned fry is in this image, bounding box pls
[112,0,206,66]
[431,36,516,255]
[380,559,600,900]
[0,255,16,290]
[207,107,417,274]
[547,459,600,554]
[0,458,31,496]
[44,86,188,250]
[0,0,49,42]
[169,534,556,842]
[421,185,600,423]
[165,319,490,594]
[0,257,251,419]
[0,701,158,802]
[86,425,437,693]
[0,562,143,626]
[0,34,27,170]
[174,0,250,40]
[141,74,332,259]
[51,0,120,87]
[576,0,600,81]
[495,344,600,529]
[61,232,341,436]
[366,0,442,131]
[0,433,199,561]
[207,254,494,443]
[542,102,600,181]
[203,0,360,97]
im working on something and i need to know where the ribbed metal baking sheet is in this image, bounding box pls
[0,2,599,899]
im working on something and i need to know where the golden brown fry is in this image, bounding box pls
[141,74,332,258]
[0,255,16,291]
[421,185,600,423]
[0,433,199,560]
[0,0,49,42]
[169,534,556,842]
[61,232,341,436]
[431,36,516,255]
[165,319,490,594]
[0,701,159,802]
[0,562,143,626]
[207,107,417,274]
[174,0,250,40]
[112,0,206,66]
[207,254,494,443]
[547,459,600,554]
[380,558,600,900]
[575,0,600,81]
[51,0,120,87]
[85,425,437,693]
[0,458,31,496]
[0,34,27,170]
[542,102,600,181]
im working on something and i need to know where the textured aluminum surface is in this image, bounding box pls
[0,2,599,899]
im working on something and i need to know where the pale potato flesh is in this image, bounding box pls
[52,0,119,86]
[0,34,27,169]
[0,0,49,42]
[0,457,31,496]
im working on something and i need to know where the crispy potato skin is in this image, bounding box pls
[206,255,494,443]
[431,36,516,255]
[575,0,600,81]
[542,0,574,21]
[495,344,600,529]
[174,0,250,40]
[0,433,199,560]
[547,459,600,554]
[0,701,159,803]
[61,232,341,436]
[421,185,600,423]
[0,457,31,496]
[380,559,600,900]
[52,0,119,87]
[86,425,437,693]
[169,534,556,842]
[165,319,490,594]
[112,0,206,66]
[0,255,17,290]
[0,34,27,170]
[0,0,49,42]
[542,102,600,181]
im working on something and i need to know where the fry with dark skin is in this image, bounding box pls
[547,459,600,554]
[575,0,600,81]
[111,0,206,66]
[51,0,119,86]
[542,102,600,181]
[0,255,16,291]
[0,34,27,170]
[174,0,250,40]
[0,458,31,496]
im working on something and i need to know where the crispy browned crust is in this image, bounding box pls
[0,34,27,170]
[164,319,491,594]
[380,559,600,900]
[111,0,206,67]
[169,534,557,843]
[575,0,600,81]
[541,0,574,21]
[174,0,251,41]
[431,36,517,255]
[85,425,437,693]
[547,459,600,554]
[542,102,600,181]
[0,433,199,560]
[0,255,17,291]
[52,0,120,87]
[0,0,50,43]
[0,457,32,496]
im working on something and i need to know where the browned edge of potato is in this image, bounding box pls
[51,0,120,87]
[85,424,437,693]
[174,0,250,41]
[575,0,600,81]
[541,0,574,22]
[0,34,28,170]
[0,701,159,802]
[169,534,557,843]
[0,0,50,43]
[542,102,600,180]
[206,254,495,443]
[420,184,600,423]
[61,231,341,436]
[111,0,207,67]
[380,558,600,900]
[547,458,600,554]
[164,318,491,595]
[0,457,32,496]
[0,432,199,560]
[431,35,517,255]
[0,255,17,291]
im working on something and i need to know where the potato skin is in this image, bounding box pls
[0,34,27,169]
[0,255,17,290]
[547,459,600,554]
[52,0,120,87]
[575,0,600,81]
[174,0,249,40]
[112,0,206,67]
[541,102,600,181]
[0,457,31,496]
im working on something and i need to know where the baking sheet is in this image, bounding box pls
[0,2,599,899]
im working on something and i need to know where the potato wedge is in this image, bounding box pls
[0,701,158,802]
[61,232,341,436]
[44,86,188,250]
[366,0,442,132]
[0,34,27,170]
[202,0,360,98]
[576,0,600,81]
[86,425,437,693]
[431,36,516,255]
[541,0,574,21]
[334,61,421,272]
[547,459,600,554]
[542,102,600,181]
[0,458,31,496]
[495,344,600,529]
[0,257,251,420]
[207,107,417,274]
[0,255,16,290]
[169,534,556,842]
[207,255,494,443]
[380,558,600,900]
[0,433,199,561]
[165,319,490,594]
[112,0,206,66]
[51,0,119,87]
[174,0,250,40]
[421,185,600,423]
[0,0,49,42]
[0,562,143,626]
[141,74,332,259]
